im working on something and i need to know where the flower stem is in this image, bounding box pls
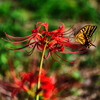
[36,42,47,100]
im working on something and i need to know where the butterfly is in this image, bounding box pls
[74,25,97,48]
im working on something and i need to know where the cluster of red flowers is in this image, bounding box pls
[0,66,81,100]
[0,66,56,99]
[4,22,85,59]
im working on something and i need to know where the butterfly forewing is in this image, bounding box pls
[85,25,97,39]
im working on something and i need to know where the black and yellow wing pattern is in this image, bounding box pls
[74,25,97,48]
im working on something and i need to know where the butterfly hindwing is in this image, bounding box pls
[75,30,85,45]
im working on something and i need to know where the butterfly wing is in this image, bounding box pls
[74,25,97,48]
[75,29,86,44]
[84,25,97,39]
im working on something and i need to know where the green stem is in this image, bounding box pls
[36,42,47,100]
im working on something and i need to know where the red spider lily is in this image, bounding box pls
[19,69,56,99]
[3,22,85,59]
[0,71,81,100]
[0,65,56,99]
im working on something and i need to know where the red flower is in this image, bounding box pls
[2,66,56,99]
[3,22,85,59]
[0,70,81,100]
[19,69,56,99]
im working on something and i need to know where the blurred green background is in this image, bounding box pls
[0,0,100,100]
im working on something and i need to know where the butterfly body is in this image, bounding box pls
[74,25,97,48]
